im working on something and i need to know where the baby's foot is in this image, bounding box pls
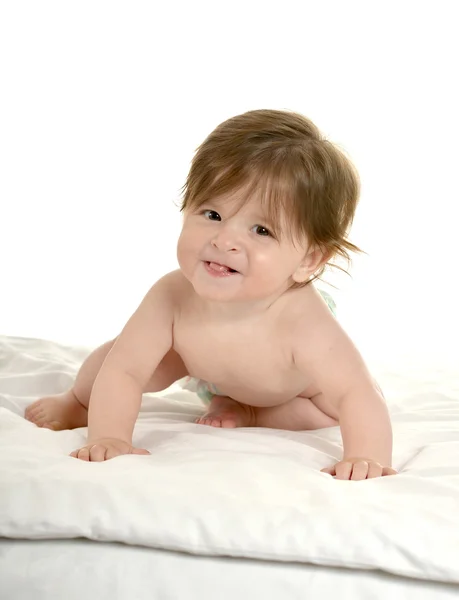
[195,395,254,428]
[25,390,88,430]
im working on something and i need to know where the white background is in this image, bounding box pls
[1,1,458,367]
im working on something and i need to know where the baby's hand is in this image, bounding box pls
[321,457,397,481]
[70,438,150,462]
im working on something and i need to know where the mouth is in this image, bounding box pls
[204,261,239,275]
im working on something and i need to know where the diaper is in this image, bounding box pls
[318,289,336,316]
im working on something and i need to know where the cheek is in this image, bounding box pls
[177,227,203,264]
[251,251,272,269]
[251,247,296,275]
[177,231,191,261]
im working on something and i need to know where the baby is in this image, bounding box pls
[25,109,396,481]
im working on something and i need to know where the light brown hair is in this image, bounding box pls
[180,109,362,285]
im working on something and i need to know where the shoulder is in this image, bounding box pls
[289,286,372,394]
[286,284,346,359]
[144,269,192,308]
[154,269,190,293]
[281,284,334,331]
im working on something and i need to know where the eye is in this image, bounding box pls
[251,224,271,237]
[203,210,221,221]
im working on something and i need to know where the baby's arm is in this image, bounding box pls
[334,378,393,469]
[72,272,177,460]
[294,315,395,480]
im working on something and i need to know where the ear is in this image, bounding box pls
[292,246,331,283]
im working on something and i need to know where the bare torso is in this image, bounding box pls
[170,272,339,422]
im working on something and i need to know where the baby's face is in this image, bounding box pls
[177,194,311,303]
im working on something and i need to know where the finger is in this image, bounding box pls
[382,467,398,476]
[77,447,90,462]
[335,461,353,480]
[88,444,107,462]
[350,461,370,481]
[131,447,151,456]
[105,446,123,460]
[367,462,384,479]
[320,466,336,476]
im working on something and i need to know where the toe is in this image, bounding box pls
[25,402,37,414]
[42,421,61,430]
[196,414,214,426]
[34,413,48,425]
[27,411,43,424]
[25,406,38,419]
[24,411,34,422]
[29,409,46,423]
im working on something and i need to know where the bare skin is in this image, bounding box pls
[25,340,188,431]
[25,195,396,480]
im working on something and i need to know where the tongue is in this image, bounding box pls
[209,262,230,273]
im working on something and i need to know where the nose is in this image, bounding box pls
[211,224,241,253]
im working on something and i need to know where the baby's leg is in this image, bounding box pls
[196,395,337,430]
[25,340,188,431]
[252,396,338,430]
[195,395,255,428]
[25,339,116,430]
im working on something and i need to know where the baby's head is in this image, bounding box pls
[179,109,361,293]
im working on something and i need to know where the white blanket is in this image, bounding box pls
[0,335,458,583]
